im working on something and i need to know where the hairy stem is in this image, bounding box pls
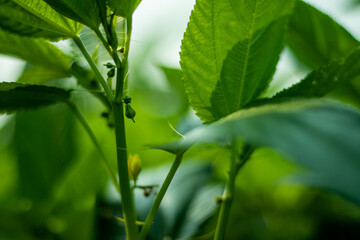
[67,100,120,194]
[138,152,185,240]
[113,102,138,239]
[72,36,114,102]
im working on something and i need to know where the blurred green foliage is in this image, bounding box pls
[1,0,360,239]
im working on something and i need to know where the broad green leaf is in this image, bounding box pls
[286,1,359,69]
[158,100,360,205]
[0,29,71,72]
[0,0,82,39]
[180,0,295,123]
[43,0,100,29]
[0,82,70,114]
[210,18,287,119]
[108,0,142,17]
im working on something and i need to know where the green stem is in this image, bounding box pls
[214,143,238,240]
[138,152,185,240]
[94,28,114,58]
[113,102,138,239]
[72,36,114,102]
[214,144,254,240]
[67,100,120,194]
[116,16,132,101]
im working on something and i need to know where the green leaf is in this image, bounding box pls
[0,29,72,72]
[158,100,360,205]
[286,1,359,69]
[273,47,360,99]
[43,0,100,29]
[108,0,142,17]
[17,65,70,85]
[209,18,287,120]
[282,2,360,107]
[0,82,70,114]
[0,0,81,39]
[180,0,295,123]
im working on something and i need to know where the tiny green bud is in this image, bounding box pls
[107,68,115,78]
[123,96,132,104]
[128,154,142,182]
[104,62,115,69]
[125,104,136,123]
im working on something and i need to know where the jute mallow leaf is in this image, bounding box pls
[180,0,295,122]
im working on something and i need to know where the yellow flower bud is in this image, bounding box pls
[128,154,142,181]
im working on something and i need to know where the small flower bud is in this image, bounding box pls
[107,68,115,78]
[104,62,115,69]
[123,96,132,104]
[125,104,136,123]
[128,154,142,182]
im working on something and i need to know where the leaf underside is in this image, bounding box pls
[0,28,72,72]
[158,100,360,205]
[107,0,142,17]
[0,0,81,39]
[43,0,100,29]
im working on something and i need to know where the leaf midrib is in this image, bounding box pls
[211,0,230,116]
[236,0,259,110]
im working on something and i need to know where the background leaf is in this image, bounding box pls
[43,0,100,29]
[286,1,359,69]
[0,0,82,39]
[210,18,287,119]
[17,65,70,85]
[286,1,360,106]
[180,0,295,122]
[0,29,72,73]
[13,104,77,202]
[0,82,70,114]
[273,47,360,99]
[159,100,360,205]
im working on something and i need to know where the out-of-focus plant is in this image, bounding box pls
[0,0,360,239]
